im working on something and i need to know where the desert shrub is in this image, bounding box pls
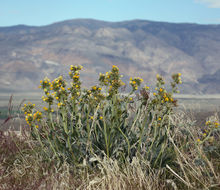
[22,65,182,168]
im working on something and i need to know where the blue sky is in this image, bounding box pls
[0,0,220,26]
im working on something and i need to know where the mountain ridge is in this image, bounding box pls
[0,18,220,94]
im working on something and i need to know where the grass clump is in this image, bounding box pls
[0,65,219,189]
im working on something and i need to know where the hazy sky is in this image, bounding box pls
[1,0,220,26]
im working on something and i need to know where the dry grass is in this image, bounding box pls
[0,111,219,190]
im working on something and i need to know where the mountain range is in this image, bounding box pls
[0,19,220,94]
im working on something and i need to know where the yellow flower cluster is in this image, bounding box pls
[99,65,125,95]
[41,95,54,105]
[22,102,35,115]
[25,113,33,126]
[39,77,56,105]
[156,74,165,85]
[39,77,51,91]
[144,85,150,90]
[83,85,105,104]
[159,93,173,104]
[197,119,219,144]
[69,65,82,99]
[57,102,64,108]
[206,120,219,128]
[171,73,182,93]
[129,77,143,91]
[33,111,42,121]
[152,74,176,105]
[70,65,83,72]
[51,76,66,91]
[49,76,68,109]
[22,103,42,128]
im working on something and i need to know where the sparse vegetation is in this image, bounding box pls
[0,65,219,189]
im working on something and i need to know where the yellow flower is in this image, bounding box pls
[33,104,35,107]
[100,116,103,120]
[76,85,79,88]
[161,100,164,103]
[24,112,27,114]
[132,81,136,84]
[206,121,211,125]
[145,86,149,90]
[130,77,132,81]
[43,107,48,111]
[38,85,41,88]
[165,97,169,102]
[158,117,162,121]
[197,139,201,142]
[35,125,39,129]
[178,73,181,76]
[40,80,43,83]
[159,88,163,92]
[129,97,133,101]
[90,116,94,120]
[56,97,59,100]
[153,93,156,96]
[98,87,101,91]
